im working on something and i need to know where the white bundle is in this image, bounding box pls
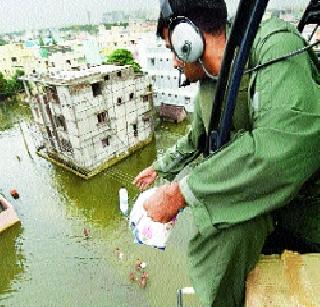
[129,188,176,250]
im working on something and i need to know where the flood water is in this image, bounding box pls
[0,101,200,306]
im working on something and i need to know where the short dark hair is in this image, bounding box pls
[157,0,227,38]
[186,6,227,35]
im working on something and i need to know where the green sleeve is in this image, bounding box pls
[152,93,206,181]
[179,31,320,234]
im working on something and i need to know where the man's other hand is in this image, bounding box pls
[143,182,185,223]
[133,166,158,190]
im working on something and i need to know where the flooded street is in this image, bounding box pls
[0,101,200,306]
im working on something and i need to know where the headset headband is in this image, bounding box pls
[160,0,174,19]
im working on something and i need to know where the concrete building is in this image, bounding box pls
[30,39,102,75]
[34,46,86,74]
[98,20,157,59]
[102,11,127,25]
[0,43,36,78]
[137,33,197,118]
[22,65,153,178]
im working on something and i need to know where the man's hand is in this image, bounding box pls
[133,166,158,191]
[143,182,185,223]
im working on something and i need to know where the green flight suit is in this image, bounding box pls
[153,17,320,306]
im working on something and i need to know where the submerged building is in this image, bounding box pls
[22,65,154,178]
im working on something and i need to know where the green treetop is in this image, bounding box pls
[39,37,45,47]
[0,38,7,46]
[106,48,141,73]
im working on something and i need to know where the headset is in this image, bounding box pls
[169,16,205,63]
[160,0,205,63]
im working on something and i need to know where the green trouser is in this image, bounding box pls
[187,214,274,307]
[187,200,320,307]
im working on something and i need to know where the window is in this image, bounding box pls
[49,86,58,102]
[143,95,149,103]
[61,138,72,152]
[11,57,17,62]
[104,74,110,81]
[129,93,134,100]
[66,60,71,65]
[46,126,52,138]
[116,98,122,106]
[34,107,40,118]
[147,84,152,91]
[142,115,150,122]
[185,97,191,104]
[55,115,66,130]
[117,71,122,77]
[151,58,155,66]
[92,82,102,97]
[43,95,48,104]
[102,137,110,147]
[97,111,108,124]
[133,124,138,137]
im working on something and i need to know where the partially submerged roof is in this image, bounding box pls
[0,196,20,233]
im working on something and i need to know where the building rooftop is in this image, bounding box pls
[21,64,135,85]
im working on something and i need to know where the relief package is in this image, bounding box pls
[129,188,176,250]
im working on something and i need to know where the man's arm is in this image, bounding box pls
[152,93,206,181]
[178,29,320,233]
[134,93,206,189]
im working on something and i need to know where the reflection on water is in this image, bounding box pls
[0,102,200,306]
[0,100,31,132]
[0,224,25,297]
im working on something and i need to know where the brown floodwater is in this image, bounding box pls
[0,101,200,306]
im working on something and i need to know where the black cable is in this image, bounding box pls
[245,40,320,74]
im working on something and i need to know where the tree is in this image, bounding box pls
[0,72,7,100]
[0,70,25,100]
[39,37,45,47]
[106,48,141,73]
[12,70,25,92]
[0,38,7,46]
[5,79,17,96]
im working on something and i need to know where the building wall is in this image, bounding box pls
[0,43,35,78]
[137,33,197,113]
[26,66,153,173]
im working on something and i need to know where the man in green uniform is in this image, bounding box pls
[133,0,320,305]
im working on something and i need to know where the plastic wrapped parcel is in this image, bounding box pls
[129,188,176,250]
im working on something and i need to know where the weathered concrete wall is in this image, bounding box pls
[26,66,154,175]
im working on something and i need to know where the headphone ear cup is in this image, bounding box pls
[170,22,204,63]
